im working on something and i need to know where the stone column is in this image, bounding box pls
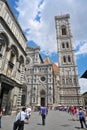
[15,61,21,82]
[11,56,17,78]
[11,87,19,112]
[3,47,10,74]
[0,45,6,71]
[13,94,17,108]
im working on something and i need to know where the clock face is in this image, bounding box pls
[40,76,46,82]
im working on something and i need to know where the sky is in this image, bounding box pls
[7,0,87,94]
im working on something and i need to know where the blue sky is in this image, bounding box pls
[8,0,87,93]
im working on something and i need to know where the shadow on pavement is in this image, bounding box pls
[37,123,42,125]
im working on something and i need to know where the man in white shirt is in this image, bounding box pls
[13,107,27,130]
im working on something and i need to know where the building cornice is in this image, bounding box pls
[0,73,23,88]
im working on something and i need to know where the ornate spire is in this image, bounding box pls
[44,53,51,64]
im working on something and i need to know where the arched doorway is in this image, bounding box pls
[0,82,13,114]
[40,89,46,106]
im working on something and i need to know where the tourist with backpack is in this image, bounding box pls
[78,107,87,129]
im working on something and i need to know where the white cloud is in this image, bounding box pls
[79,78,87,94]
[16,0,87,54]
[15,0,87,56]
[55,62,58,66]
[13,0,87,65]
[76,41,87,55]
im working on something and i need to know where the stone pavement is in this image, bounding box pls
[1,110,87,130]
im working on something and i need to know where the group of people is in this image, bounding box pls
[13,104,48,130]
[1,104,87,129]
[14,105,87,129]
[0,104,48,129]
[69,106,87,129]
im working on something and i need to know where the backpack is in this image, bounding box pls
[79,111,84,119]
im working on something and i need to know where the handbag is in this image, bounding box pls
[13,112,21,130]
[15,112,21,126]
[16,119,21,126]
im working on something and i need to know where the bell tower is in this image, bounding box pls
[55,14,80,106]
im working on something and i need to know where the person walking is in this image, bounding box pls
[13,107,27,130]
[39,105,48,125]
[25,105,31,123]
[78,107,87,129]
[0,105,2,128]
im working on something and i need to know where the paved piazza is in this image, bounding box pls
[1,110,86,130]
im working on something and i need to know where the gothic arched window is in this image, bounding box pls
[61,25,67,35]
[10,51,15,63]
[63,56,66,63]
[66,42,69,48]
[0,33,9,54]
[73,78,77,85]
[66,78,68,85]
[19,55,24,69]
[62,42,65,48]
[40,89,45,95]
[69,78,72,84]
[68,55,71,62]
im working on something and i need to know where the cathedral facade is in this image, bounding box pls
[26,46,59,109]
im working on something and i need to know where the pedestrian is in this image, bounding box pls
[25,105,31,123]
[75,107,79,121]
[2,106,5,115]
[13,107,27,130]
[78,107,87,129]
[70,106,75,120]
[0,105,2,128]
[39,105,48,125]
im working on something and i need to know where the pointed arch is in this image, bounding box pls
[40,89,46,96]
[0,32,9,51]
[62,42,65,48]
[61,25,67,35]
[19,55,24,64]
[66,42,69,48]
[68,55,71,62]
[63,56,66,63]
[10,45,19,59]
